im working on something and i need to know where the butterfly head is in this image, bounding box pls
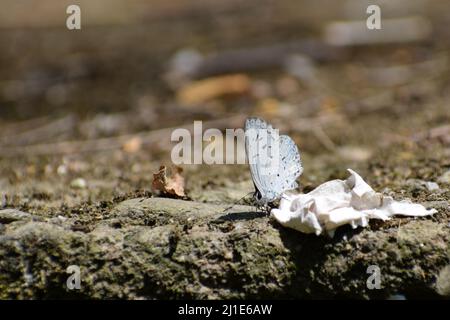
[253,189,278,207]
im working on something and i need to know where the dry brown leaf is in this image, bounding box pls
[256,98,280,118]
[151,165,185,198]
[176,74,250,106]
[122,136,142,153]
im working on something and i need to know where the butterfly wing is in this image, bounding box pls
[273,134,303,193]
[245,118,303,204]
[245,117,271,199]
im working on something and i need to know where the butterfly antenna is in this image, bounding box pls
[222,192,253,213]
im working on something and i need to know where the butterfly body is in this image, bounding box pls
[244,117,303,207]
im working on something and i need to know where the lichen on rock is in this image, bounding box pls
[0,197,448,299]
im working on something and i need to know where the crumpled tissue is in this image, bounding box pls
[271,169,437,237]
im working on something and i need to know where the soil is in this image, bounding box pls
[0,0,449,299]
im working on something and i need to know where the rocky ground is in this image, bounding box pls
[0,0,449,299]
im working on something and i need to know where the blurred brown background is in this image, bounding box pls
[0,0,449,215]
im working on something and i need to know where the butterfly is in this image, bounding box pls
[245,117,303,208]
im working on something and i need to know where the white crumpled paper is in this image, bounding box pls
[271,169,437,237]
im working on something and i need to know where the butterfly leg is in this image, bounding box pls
[254,204,271,215]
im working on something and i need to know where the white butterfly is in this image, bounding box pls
[245,117,303,207]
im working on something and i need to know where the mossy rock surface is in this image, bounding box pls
[1,198,448,299]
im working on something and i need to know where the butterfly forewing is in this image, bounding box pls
[245,117,271,196]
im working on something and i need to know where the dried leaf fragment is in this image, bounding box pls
[152,165,185,198]
[122,136,142,153]
[176,74,250,105]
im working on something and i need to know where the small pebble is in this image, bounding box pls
[70,178,87,189]
[57,164,68,176]
[405,179,440,192]
[438,170,450,184]
[224,250,233,260]
[387,294,407,300]
[425,181,439,192]
[0,194,6,208]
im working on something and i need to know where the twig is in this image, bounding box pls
[0,114,77,146]
[0,115,51,136]
[0,115,246,157]
[313,126,337,152]
[412,124,450,144]
[323,16,432,46]
[183,40,347,79]
[286,113,346,132]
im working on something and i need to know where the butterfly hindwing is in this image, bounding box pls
[274,134,303,192]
